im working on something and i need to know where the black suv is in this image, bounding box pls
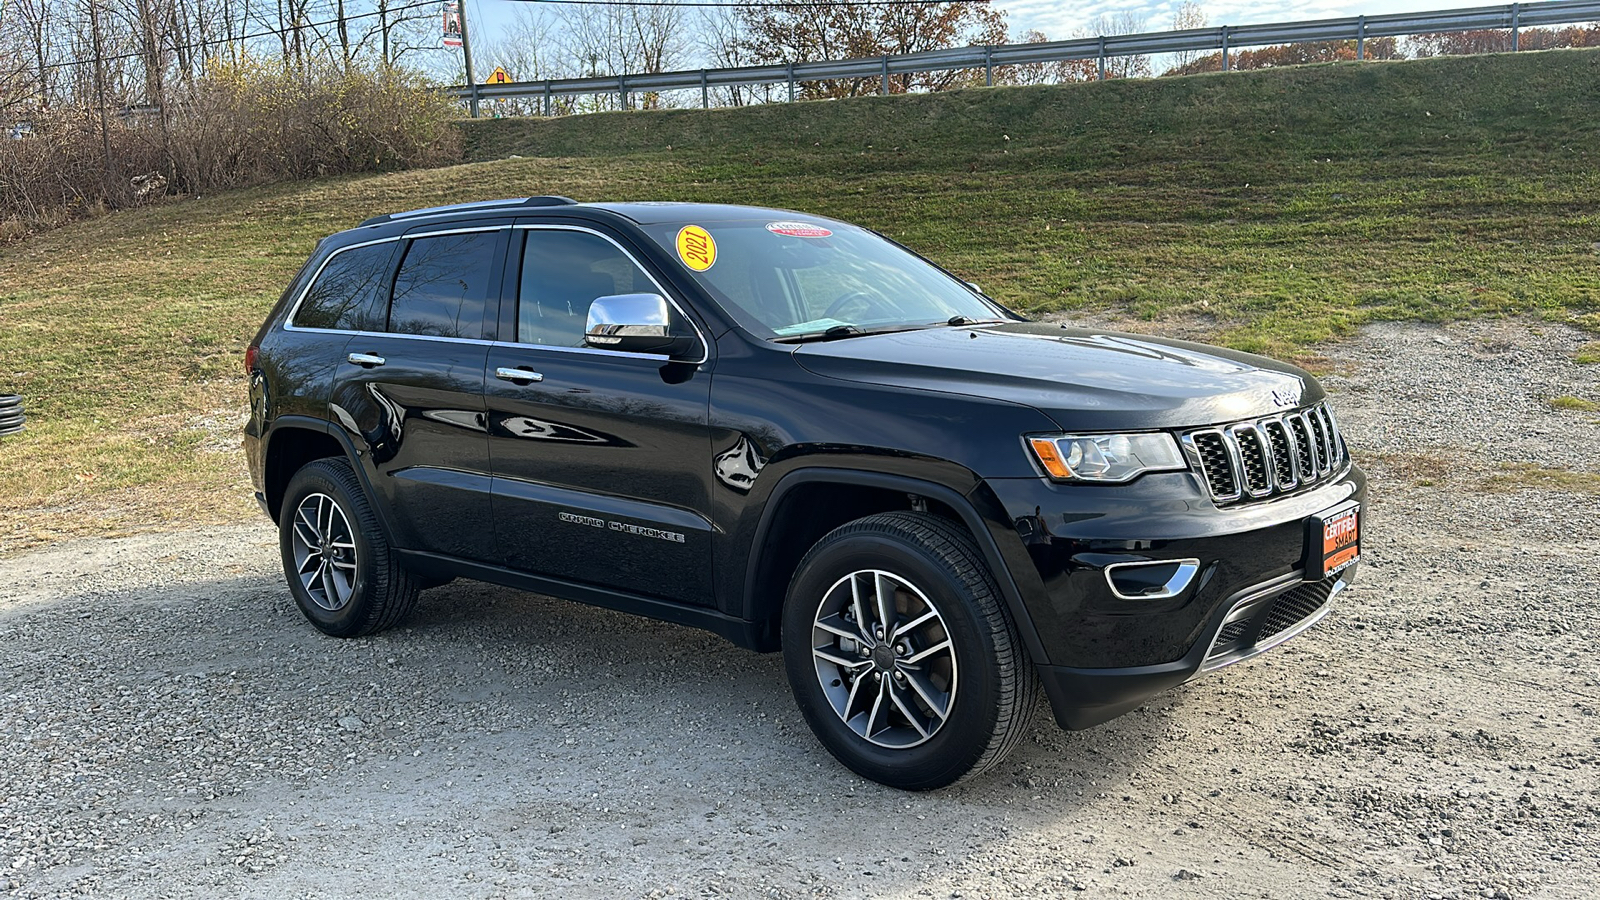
[245,197,1364,789]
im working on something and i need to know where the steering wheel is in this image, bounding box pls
[823,291,897,321]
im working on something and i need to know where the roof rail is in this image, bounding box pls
[523,196,578,208]
[359,195,579,227]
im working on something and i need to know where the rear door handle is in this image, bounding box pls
[347,352,386,368]
[496,366,544,384]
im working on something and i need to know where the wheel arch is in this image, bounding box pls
[261,416,391,542]
[742,469,1049,665]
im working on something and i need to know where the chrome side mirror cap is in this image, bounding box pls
[584,293,696,357]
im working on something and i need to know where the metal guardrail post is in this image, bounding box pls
[881,57,890,95]
[619,75,628,110]
[701,70,709,108]
[1222,26,1231,71]
[1098,37,1106,80]
[984,48,993,87]
[788,63,796,102]
[543,83,552,117]
[1512,2,1521,49]
[1357,16,1366,59]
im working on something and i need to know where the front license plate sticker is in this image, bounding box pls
[1312,504,1360,578]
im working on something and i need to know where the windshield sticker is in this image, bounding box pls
[766,221,833,238]
[676,225,717,271]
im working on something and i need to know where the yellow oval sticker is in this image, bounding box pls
[676,225,717,271]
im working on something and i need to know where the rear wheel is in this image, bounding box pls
[781,511,1038,790]
[279,457,420,637]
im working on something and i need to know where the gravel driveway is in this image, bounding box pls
[3,320,1597,899]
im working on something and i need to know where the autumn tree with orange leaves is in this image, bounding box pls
[731,0,1007,99]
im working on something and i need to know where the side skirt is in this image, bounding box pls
[394,549,769,650]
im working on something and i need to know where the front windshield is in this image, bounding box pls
[641,218,1013,339]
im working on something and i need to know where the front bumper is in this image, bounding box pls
[1040,564,1355,729]
[978,462,1367,730]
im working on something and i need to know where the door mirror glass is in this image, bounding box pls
[585,293,695,357]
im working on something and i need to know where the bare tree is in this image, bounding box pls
[478,8,565,115]
[1167,1,1208,73]
[1082,11,1151,79]
[557,1,688,110]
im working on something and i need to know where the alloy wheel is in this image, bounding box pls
[810,569,957,748]
[289,492,359,611]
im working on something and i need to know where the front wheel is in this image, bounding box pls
[279,457,420,637]
[781,512,1038,789]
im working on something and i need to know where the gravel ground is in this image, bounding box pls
[2,319,1597,900]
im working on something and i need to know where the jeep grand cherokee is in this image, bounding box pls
[244,197,1365,790]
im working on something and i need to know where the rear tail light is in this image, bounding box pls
[245,344,260,375]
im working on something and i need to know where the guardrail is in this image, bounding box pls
[446,0,1600,114]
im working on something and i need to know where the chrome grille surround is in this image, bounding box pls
[1181,402,1347,505]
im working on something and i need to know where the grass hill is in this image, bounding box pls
[1,48,1597,550]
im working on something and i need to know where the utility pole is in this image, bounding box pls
[87,0,114,194]
[459,0,479,117]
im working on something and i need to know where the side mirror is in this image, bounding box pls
[585,293,698,357]
[965,281,986,297]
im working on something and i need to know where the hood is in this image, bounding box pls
[791,323,1320,432]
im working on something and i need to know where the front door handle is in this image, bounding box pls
[496,366,544,384]
[347,352,386,368]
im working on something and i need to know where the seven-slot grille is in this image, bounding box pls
[1183,402,1346,505]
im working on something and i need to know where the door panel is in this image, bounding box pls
[330,335,492,560]
[485,349,714,605]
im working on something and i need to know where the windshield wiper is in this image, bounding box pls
[944,315,1009,326]
[774,323,936,344]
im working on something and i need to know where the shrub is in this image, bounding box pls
[0,62,463,233]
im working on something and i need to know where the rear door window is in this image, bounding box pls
[388,231,501,339]
[292,242,397,332]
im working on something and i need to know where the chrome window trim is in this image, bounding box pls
[280,223,711,365]
[283,226,509,337]
[510,223,710,366]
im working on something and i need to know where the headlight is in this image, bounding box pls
[1026,432,1186,483]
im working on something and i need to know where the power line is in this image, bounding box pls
[41,0,438,72]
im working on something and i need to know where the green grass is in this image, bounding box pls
[3,48,1599,550]
[1549,395,1598,411]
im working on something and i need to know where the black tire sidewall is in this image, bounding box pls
[782,529,1006,790]
[279,460,381,637]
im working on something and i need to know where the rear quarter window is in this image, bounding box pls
[291,242,397,332]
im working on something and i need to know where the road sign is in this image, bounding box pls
[485,66,512,85]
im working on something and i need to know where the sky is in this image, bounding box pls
[999,0,1463,40]
[457,0,1488,76]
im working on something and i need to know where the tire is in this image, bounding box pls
[781,511,1039,790]
[0,414,23,429]
[279,457,421,637]
[0,425,22,438]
